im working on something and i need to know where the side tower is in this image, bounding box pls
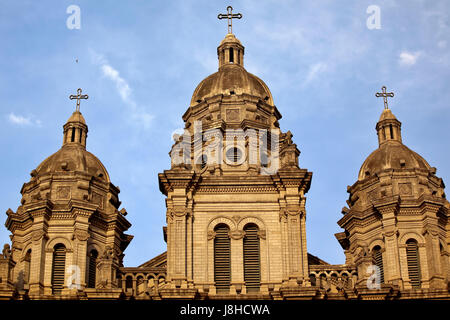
[336,89,450,298]
[158,16,313,298]
[4,92,132,299]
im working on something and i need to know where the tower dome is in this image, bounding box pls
[336,94,449,292]
[34,111,110,182]
[5,100,132,297]
[358,108,431,180]
[190,33,274,106]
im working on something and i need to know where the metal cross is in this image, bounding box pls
[69,88,89,112]
[375,86,394,109]
[218,6,242,34]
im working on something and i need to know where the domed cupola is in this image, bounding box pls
[5,89,132,297]
[217,33,245,68]
[34,110,109,182]
[63,110,88,148]
[336,87,449,292]
[358,107,431,181]
[189,32,274,107]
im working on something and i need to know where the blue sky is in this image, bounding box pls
[1,0,449,267]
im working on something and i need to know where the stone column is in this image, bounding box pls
[230,229,244,294]
[422,209,447,289]
[167,206,189,288]
[72,228,90,291]
[354,247,374,288]
[29,229,48,296]
[285,206,304,285]
[378,202,402,287]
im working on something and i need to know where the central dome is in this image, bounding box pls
[190,64,273,106]
[190,33,274,106]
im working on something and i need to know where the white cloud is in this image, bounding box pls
[7,113,41,127]
[399,51,421,66]
[304,62,327,85]
[90,49,154,129]
[101,64,131,102]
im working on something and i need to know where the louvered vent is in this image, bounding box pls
[243,224,261,293]
[87,250,98,288]
[214,225,231,293]
[51,244,66,295]
[406,240,421,288]
[372,246,384,284]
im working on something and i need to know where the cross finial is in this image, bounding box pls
[218,6,242,34]
[375,86,394,109]
[69,88,89,112]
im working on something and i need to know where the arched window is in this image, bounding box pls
[214,224,231,293]
[87,249,98,288]
[243,224,261,292]
[319,274,328,289]
[71,127,75,142]
[341,273,349,288]
[309,274,317,287]
[52,244,66,295]
[24,249,32,284]
[125,276,133,291]
[406,239,421,288]
[372,246,384,284]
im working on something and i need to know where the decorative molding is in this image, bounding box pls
[226,109,240,122]
[56,186,71,199]
[231,215,241,225]
[207,230,216,240]
[32,230,48,242]
[196,186,278,193]
[257,230,266,240]
[398,183,412,195]
[229,229,245,240]
[73,230,90,241]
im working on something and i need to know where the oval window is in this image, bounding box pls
[226,147,243,163]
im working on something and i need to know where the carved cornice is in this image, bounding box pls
[196,186,278,193]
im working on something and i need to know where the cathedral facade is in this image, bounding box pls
[0,22,449,301]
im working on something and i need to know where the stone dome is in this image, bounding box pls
[190,33,274,106]
[358,141,431,180]
[190,65,274,106]
[358,107,431,180]
[33,110,110,182]
[35,144,110,182]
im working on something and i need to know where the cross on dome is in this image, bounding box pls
[218,6,242,34]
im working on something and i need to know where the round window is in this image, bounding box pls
[226,147,243,163]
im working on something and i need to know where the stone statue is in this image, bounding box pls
[2,244,11,259]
